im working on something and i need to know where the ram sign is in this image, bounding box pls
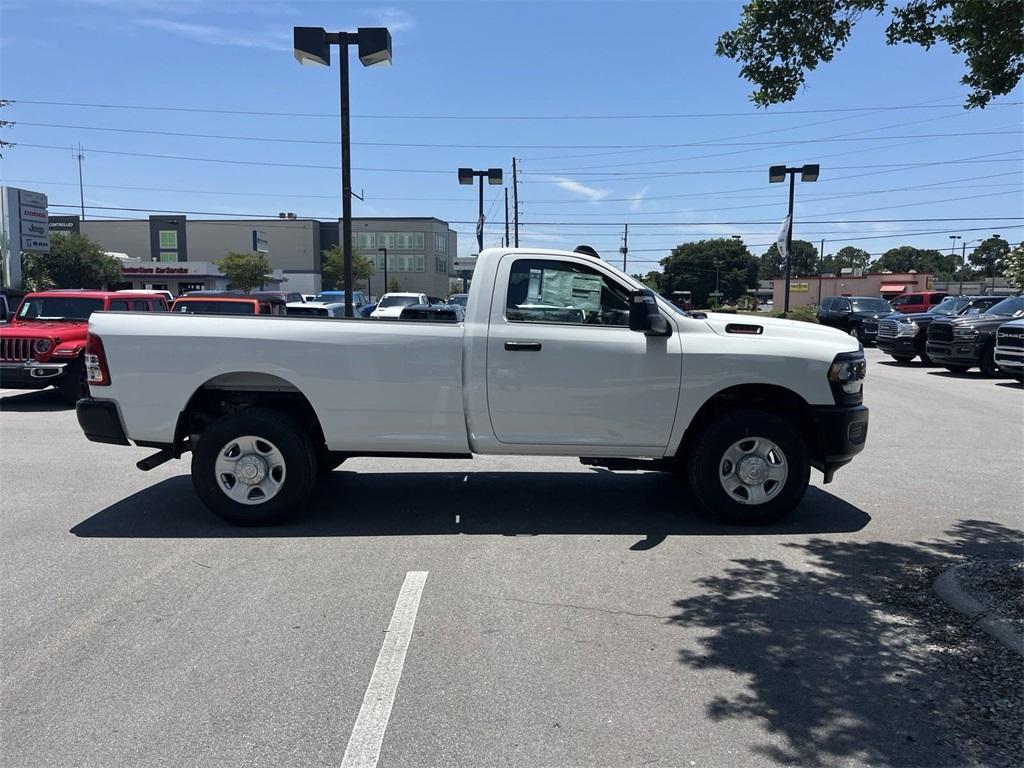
[1,186,50,288]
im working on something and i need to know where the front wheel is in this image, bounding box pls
[944,365,970,373]
[848,326,862,343]
[686,409,810,525]
[56,359,88,405]
[978,344,999,377]
[191,407,316,526]
[891,355,915,363]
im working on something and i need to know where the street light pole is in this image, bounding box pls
[294,26,392,318]
[378,246,388,296]
[458,167,503,254]
[769,164,819,316]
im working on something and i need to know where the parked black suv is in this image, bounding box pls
[926,295,1024,375]
[817,296,892,344]
[876,295,1005,364]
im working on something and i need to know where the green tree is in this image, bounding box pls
[321,245,372,292]
[867,245,957,277]
[217,251,273,293]
[21,233,121,290]
[1002,242,1024,290]
[820,246,871,275]
[760,240,819,279]
[661,238,759,307]
[717,1,1024,109]
[967,236,1011,277]
[632,271,663,292]
[387,276,401,292]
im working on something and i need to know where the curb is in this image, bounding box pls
[933,565,1024,658]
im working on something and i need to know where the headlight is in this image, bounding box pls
[33,339,52,355]
[953,326,979,339]
[828,352,866,405]
[897,321,918,336]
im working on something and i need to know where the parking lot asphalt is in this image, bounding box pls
[1,348,1021,768]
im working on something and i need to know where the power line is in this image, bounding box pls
[7,98,1021,119]
[9,120,1019,150]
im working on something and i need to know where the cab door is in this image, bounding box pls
[485,255,681,449]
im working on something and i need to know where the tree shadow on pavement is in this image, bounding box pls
[669,519,1024,767]
[70,471,870,541]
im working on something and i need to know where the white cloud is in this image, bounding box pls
[369,7,416,32]
[135,18,293,51]
[629,186,649,212]
[551,177,610,202]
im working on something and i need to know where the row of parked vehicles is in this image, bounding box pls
[815,290,1024,380]
[0,287,470,403]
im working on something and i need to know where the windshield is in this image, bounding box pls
[379,296,420,308]
[173,300,255,315]
[17,297,104,320]
[850,298,891,313]
[983,296,1024,317]
[930,297,968,315]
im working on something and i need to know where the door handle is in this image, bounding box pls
[504,341,542,351]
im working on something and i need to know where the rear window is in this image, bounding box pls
[109,300,129,311]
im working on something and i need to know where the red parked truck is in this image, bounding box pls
[0,290,167,403]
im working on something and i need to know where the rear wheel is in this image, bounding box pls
[686,409,810,525]
[191,407,315,526]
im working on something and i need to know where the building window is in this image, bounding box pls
[435,255,448,273]
[435,232,447,253]
[159,251,178,262]
[159,230,178,249]
[415,233,425,250]
[415,255,424,272]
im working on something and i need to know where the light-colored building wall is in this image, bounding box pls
[772,273,936,308]
[349,218,454,298]
[79,221,151,259]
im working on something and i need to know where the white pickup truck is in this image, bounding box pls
[76,247,869,526]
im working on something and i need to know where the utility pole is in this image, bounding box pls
[620,224,628,272]
[504,187,509,247]
[960,241,966,295]
[75,144,85,219]
[512,157,520,247]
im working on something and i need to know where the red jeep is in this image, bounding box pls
[0,290,167,403]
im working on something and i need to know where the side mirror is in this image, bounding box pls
[629,289,672,337]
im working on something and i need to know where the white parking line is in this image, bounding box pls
[341,571,428,768]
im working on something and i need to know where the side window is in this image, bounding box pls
[907,295,924,305]
[836,299,851,312]
[151,300,167,311]
[132,300,149,311]
[891,296,906,306]
[109,300,129,311]
[505,258,630,327]
[820,298,833,311]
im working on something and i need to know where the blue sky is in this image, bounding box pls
[1,0,1022,270]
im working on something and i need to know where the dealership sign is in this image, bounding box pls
[252,229,269,253]
[1,186,50,289]
[122,266,190,275]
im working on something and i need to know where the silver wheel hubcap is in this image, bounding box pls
[214,435,286,505]
[719,436,788,506]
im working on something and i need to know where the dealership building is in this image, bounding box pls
[49,214,458,297]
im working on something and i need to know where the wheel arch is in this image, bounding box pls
[173,371,325,455]
[677,383,820,468]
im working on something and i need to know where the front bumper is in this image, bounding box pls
[994,350,1024,372]
[76,398,130,446]
[0,360,71,389]
[926,339,983,366]
[809,404,869,483]
[876,335,917,356]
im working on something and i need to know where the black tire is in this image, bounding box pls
[891,355,915,363]
[917,346,933,365]
[848,325,862,343]
[191,407,316,526]
[978,344,999,377]
[944,365,970,373]
[686,409,810,525]
[317,447,346,474]
[56,359,87,405]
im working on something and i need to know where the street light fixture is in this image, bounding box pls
[769,164,820,314]
[294,25,391,317]
[458,167,503,253]
[949,234,961,255]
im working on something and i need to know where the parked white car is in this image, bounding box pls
[285,301,345,318]
[117,288,174,303]
[994,318,1024,381]
[77,247,869,527]
[370,292,429,319]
